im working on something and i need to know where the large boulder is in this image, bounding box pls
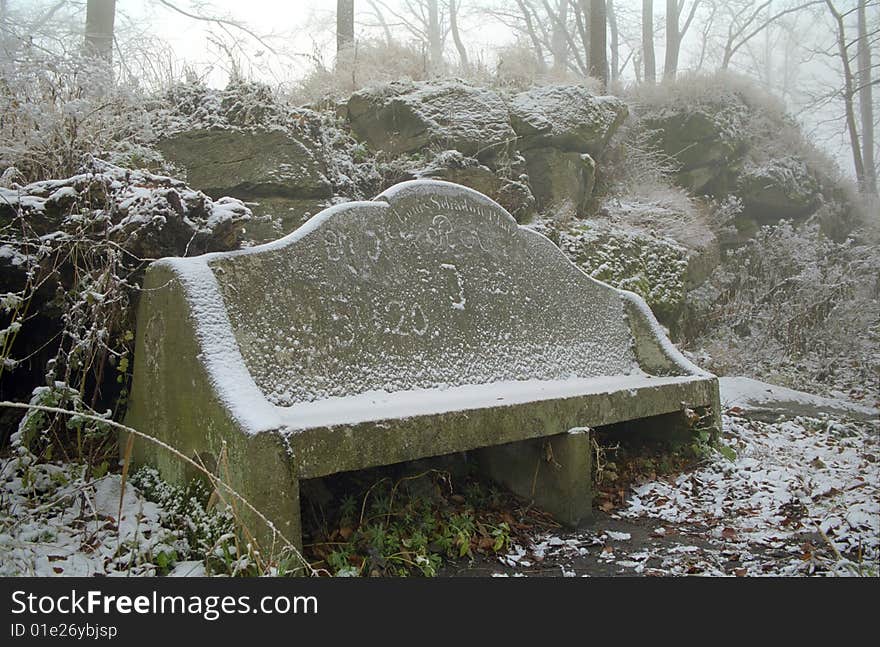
[346,81,515,166]
[416,151,536,222]
[539,218,690,326]
[156,129,333,200]
[641,107,748,195]
[523,148,596,214]
[0,161,251,425]
[0,161,250,260]
[509,85,628,156]
[736,157,821,222]
[597,197,721,289]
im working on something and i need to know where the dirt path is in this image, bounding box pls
[444,409,879,578]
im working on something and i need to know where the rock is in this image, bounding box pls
[494,179,537,224]
[416,151,536,222]
[736,157,820,222]
[346,81,515,166]
[719,376,877,422]
[597,197,721,289]
[243,197,332,242]
[509,85,628,155]
[523,148,595,214]
[0,161,250,424]
[0,161,251,260]
[549,219,690,325]
[156,128,332,200]
[641,107,748,195]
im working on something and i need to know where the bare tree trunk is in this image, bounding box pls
[449,0,469,73]
[857,0,877,193]
[84,0,116,62]
[514,0,549,73]
[590,0,607,89]
[826,0,866,191]
[0,0,7,51]
[551,0,569,75]
[664,0,679,80]
[608,0,619,82]
[643,0,655,82]
[337,0,355,54]
[427,0,443,75]
[367,0,393,45]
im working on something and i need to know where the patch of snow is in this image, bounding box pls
[720,376,877,419]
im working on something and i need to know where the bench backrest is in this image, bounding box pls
[201,181,643,407]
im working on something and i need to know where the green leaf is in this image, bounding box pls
[719,445,737,462]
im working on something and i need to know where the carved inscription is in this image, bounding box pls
[315,195,518,342]
[212,184,599,407]
[384,301,428,336]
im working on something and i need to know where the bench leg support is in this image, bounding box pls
[477,428,592,527]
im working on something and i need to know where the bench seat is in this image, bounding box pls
[283,373,717,478]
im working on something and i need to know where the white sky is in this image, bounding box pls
[121,0,515,87]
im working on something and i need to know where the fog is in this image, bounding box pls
[1,1,877,182]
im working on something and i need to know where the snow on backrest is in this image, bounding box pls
[208,181,639,407]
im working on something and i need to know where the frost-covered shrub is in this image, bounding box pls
[600,122,682,193]
[154,80,299,135]
[685,220,879,401]
[129,467,253,575]
[10,383,111,460]
[0,48,155,183]
[626,72,852,203]
[0,160,250,451]
[293,39,433,105]
[627,70,785,125]
[494,40,605,91]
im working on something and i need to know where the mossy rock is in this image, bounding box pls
[508,85,628,156]
[523,148,595,215]
[736,157,821,222]
[157,129,333,200]
[346,81,515,167]
[555,220,689,325]
[641,106,749,195]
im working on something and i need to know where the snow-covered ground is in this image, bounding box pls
[0,456,170,576]
[1,379,877,577]
[491,408,878,577]
[719,376,878,421]
[0,457,236,577]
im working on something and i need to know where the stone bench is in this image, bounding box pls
[125,180,720,566]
